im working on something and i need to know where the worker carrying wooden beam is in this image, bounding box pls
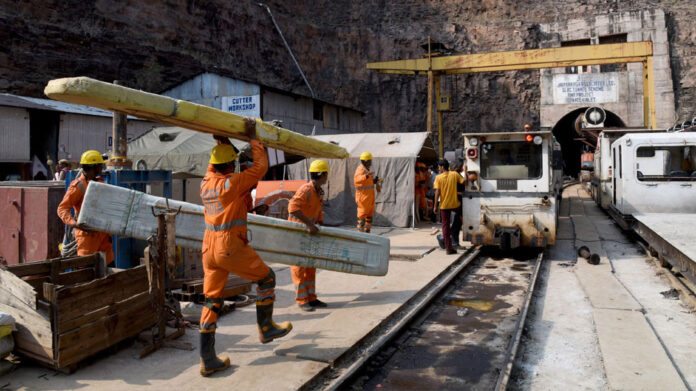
[355,152,378,233]
[288,160,330,312]
[57,150,114,265]
[198,118,292,377]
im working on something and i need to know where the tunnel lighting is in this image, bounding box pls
[469,137,479,146]
[533,135,543,145]
[525,134,534,142]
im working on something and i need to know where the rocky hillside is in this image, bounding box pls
[1,0,694,147]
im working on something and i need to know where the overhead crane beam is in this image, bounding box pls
[367,41,657,156]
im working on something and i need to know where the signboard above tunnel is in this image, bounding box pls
[552,73,619,105]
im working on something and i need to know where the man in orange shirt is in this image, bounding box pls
[198,118,291,377]
[288,160,329,312]
[433,159,465,254]
[354,152,377,233]
[57,150,114,264]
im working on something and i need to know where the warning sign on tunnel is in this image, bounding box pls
[552,73,619,104]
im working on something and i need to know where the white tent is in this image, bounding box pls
[287,132,437,228]
[128,127,250,177]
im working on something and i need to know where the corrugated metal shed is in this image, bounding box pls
[162,73,364,136]
[57,114,155,160]
[0,106,30,162]
[162,73,260,109]
[0,93,141,119]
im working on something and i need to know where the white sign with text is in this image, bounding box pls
[552,73,619,104]
[221,95,261,118]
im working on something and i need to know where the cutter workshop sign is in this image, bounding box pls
[552,73,619,104]
[222,95,261,118]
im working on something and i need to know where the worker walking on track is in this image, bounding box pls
[354,152,377,233]
[433,159,465,255]
[57,150,114,264]
[198,118,292,377]
[288,160,330,312]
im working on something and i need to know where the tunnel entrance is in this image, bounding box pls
[551,108,626,177]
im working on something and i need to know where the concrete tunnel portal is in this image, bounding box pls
[551,107,626,177]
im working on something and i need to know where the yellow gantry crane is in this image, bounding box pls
[367,40,656,157]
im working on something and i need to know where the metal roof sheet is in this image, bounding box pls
[0,93,145,120]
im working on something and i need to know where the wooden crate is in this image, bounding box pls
[0,253,157,371]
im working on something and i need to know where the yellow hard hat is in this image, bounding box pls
[209,144,238,164]
[80,150,105,165]
[309,159,330,173]
[360,152,372,161]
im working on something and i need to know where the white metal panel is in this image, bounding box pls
[0,106,30,162]
[613,133,696,215]
[57,114,155,161]
[79,181,390,276]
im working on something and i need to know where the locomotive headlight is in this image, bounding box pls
[533,135,543,145]
[469,137,479,147]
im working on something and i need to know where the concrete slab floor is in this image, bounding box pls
[1,227,449,391]
[512,185,696,390]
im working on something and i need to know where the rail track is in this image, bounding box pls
[306,246,544,391]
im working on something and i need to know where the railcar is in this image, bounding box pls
[462,131,560,250]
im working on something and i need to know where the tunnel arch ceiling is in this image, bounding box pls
[551,107,625,176]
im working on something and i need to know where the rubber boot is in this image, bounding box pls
[257,302,293,344]
[199,332,230,377]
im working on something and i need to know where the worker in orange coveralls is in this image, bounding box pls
[288,160,330,312]
[415,162,430,222]
[198,118,292,377]
[57,150,114,264]
[354,152,378,233]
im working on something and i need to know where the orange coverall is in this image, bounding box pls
[354,163,375,233]
[199,140,271,332]
[287,182,324,305]
[419,170,430,210]
[57,173,114,264]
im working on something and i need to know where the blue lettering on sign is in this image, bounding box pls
[227,103,256,112]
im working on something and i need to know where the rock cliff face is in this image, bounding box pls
[1,0,694,148]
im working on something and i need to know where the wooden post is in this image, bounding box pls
[140,209,192,358]
[155,214,166,340]
[108,80,132,169]
[165,213,177,280]
[426,36,433,135]
[435,74,444,158]
[427,71,434,134]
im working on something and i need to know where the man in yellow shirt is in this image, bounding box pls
[433,159,465,254]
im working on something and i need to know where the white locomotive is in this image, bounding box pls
[462,131,560,250]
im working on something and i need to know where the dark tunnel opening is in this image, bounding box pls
[551,108,626,177]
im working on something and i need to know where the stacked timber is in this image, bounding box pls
[0,254,156,371]
[44,77,348,159]
[79,182,390,276]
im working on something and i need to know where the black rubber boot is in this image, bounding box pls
[257,302,293,344]
[199,332,230,377]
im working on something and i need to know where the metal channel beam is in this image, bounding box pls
[367,42,653,73]
[634,220,696,287]
[367,41,657,129]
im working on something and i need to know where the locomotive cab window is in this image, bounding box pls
[480,141,542,179]
[636,145,696,181]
